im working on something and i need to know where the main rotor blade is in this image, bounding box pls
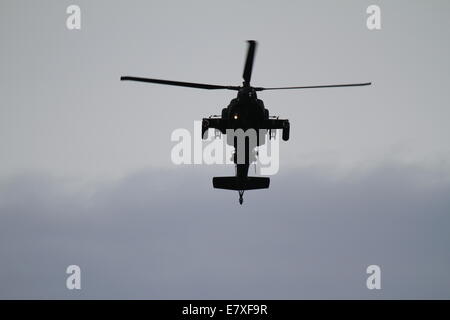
[120,76,240,90]
[255,82,371,91]
[242,40,257,86]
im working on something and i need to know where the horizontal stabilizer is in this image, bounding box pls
[213,176,270,191]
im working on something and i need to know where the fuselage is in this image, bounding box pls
[224,87,268,180]
[225,87,267,130]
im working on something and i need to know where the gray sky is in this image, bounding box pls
[0,0,450,298]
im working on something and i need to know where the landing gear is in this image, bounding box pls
[238,190,244,205]
[202,119,209,139]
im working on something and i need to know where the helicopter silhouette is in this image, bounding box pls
[121,41,371,204]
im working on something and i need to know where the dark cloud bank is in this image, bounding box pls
[0,164,449,299]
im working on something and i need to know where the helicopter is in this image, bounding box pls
[121,40,371,205]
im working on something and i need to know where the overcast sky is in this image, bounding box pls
[1,0,450,299]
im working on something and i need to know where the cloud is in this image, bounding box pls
[0,164,449,299]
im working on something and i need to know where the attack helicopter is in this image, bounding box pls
[121,41,371,204]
